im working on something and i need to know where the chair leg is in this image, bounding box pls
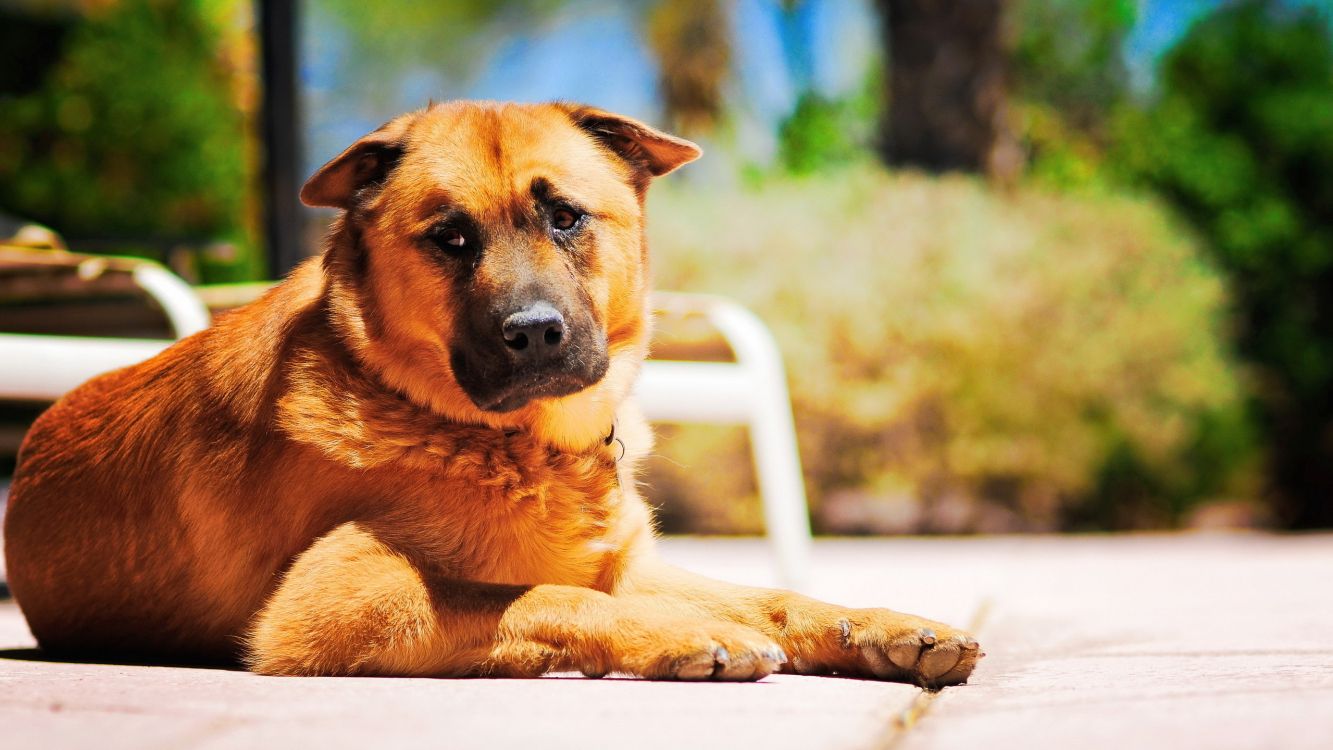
[708,301,813,590]
[750,391,813,591]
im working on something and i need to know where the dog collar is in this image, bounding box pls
[502,423,622,461]
[604,422,625,462]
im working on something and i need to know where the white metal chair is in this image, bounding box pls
[0,250,210,396]
[0,253,812,587]
[637,293,812,588]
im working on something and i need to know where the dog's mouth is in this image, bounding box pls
[450,349,610,413]
[475,369,597,412]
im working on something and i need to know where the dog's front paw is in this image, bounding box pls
[612,620,788,682]
[787,609,981,688]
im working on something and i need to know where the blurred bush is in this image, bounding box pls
[0,0,258,281]
[1113,0,1333,527]
[646,166,1257,533]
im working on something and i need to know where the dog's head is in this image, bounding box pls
[303,101,699,448]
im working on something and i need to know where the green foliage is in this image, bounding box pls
[0,1,257,281]
[1114,0,1333,526]
[776,87,877,176]
[1015,102,1113,191]
[1009,0,1137,191]
[647,168,1257,532]
[1012,0,1136,128]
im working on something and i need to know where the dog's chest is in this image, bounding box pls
[279,375,635,588]
[406,442,631,589]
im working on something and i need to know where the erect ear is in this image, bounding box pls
[561,104,702,180]
[300,115,413,210]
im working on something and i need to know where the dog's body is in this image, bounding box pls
[5,102,979,684]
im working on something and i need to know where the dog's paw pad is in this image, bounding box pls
[671,645,727,680]
[842,612,982,688]
[579,664,609,679]
[648,623,786,682]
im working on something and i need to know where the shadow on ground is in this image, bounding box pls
[0,646,239,670]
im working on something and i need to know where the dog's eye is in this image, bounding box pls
[435,227,466,249]
[551,208,580,231]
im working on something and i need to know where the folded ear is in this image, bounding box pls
[300,115,414,210]
[560,104,702,180]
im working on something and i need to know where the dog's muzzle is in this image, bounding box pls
[450,300,609,412]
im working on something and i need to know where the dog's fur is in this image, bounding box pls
[4,101,980,684]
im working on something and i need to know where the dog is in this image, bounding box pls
[4,101,980,684]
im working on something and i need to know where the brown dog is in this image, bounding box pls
[4,101,980,685]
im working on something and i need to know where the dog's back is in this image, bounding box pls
[8,339,227,658]
[4,267,327,661]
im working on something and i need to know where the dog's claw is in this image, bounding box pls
[711,646,730,677]
[838,618,853,649]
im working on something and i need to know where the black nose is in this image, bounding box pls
[502,302,565,359]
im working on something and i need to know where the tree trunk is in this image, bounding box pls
[646,0,731,137]
[876,0,1020,180]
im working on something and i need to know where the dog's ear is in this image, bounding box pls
[300,116,413,210]
[560,104,702,180]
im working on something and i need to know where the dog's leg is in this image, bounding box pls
[246,523,787,679]
[619,561,981,687]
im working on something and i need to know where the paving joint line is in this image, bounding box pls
[873,597,994,750]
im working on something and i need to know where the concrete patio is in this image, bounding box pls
[3,534,1332,749]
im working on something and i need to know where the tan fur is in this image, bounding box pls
[4,101,980,685]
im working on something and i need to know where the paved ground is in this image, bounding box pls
[3,534,1332,749]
